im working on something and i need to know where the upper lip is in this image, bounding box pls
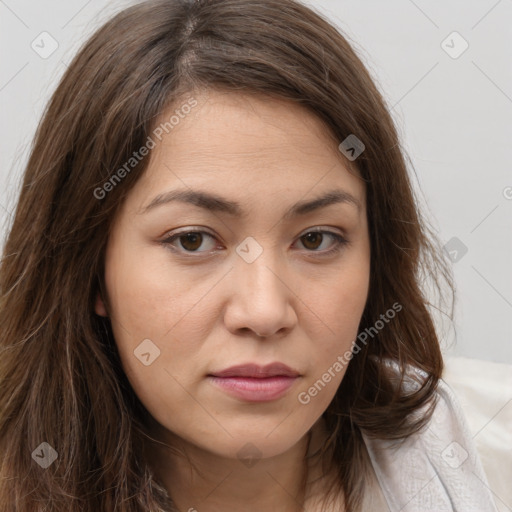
[209,363,300,378]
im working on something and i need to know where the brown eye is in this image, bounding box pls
[179,232,203,251]
[162,229,348,257]
[301,232,323,250]
[162,230,218,253]
[295,230,349,256]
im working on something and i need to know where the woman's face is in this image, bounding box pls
[96,90,371,461]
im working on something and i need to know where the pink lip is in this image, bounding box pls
[208,376,299,402]
[208,363,301,402]
[210,363,300,378]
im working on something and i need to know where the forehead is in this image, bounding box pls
[129,90,366,213]
[154,90,342,163]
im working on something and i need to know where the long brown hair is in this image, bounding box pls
[0,0,454,510]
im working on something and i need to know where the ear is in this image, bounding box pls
[94,291,108,317]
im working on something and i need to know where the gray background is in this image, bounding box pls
[1,0,511,363]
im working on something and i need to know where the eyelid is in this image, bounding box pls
[163,226,216,239]
[297,225,343,237]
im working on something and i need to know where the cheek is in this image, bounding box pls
[296,259,370,401]
[105,246,214,346]
[305,255,370,338]
[103,246,221,412]
[103,255,213,434]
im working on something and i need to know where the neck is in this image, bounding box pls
[144,417,337,512]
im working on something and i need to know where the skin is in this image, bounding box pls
[95,89,371,511]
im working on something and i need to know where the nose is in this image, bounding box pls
[223,248,298,338]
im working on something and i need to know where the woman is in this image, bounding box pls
[0,0,497,510]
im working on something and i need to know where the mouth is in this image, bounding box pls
[207,375,299,402]
[207,362,301,402]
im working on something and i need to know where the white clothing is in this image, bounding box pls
[362,361,498,511]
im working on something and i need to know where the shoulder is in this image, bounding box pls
[361,359,498,512]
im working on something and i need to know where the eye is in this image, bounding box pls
[294,229,349,256]
[160,228,349,257]
[161,230,218,253]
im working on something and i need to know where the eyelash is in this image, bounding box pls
[160,228,350,258]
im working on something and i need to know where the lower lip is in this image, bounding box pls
[208,376,299,402]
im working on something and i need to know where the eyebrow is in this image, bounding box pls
[139,188,362,218]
